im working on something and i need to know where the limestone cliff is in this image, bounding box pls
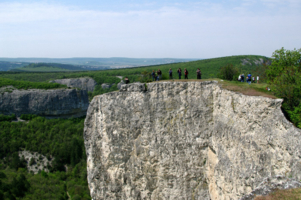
[50,78,97,92]
[84,81,301,200]
[0,88,89,118]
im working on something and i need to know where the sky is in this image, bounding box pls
[0,0,300,58]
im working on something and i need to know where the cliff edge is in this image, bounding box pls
[84,81,301,200]
[0,87,89,118]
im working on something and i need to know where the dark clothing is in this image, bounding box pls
[151,72,155,81]
[169,70,173,79]
[196,70,201,79]
[157,70,162,81]
[184,70,188,79]
[241,75,244,82]
[125,79,130,84]
[177,70,182,79]
[151,72,155,77]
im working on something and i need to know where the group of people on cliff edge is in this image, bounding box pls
[238,73,259,84]
[151,68,202,81]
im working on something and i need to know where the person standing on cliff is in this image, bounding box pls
[247,73,252,84]
[169,68,173,79]
[177,68,182,79]
[125,77,130,84]
[241,74,245,82]
[151,70,155,81]
[184,68,189,79]
[196,68,201,79]
[157,69,162,81]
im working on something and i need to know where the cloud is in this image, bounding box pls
[0,1,300,58]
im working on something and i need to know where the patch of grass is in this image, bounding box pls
[216,79,277,99]
[254,188,301,200]
[151,78,277,99]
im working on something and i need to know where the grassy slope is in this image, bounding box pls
[0,55,268,82]
[0,55,269,97]
[17,66,71,72]
[156,79,276,99]
[254,188,301,200]
[0,78,67,90]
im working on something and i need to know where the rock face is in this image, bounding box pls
[0,88,89,118]
[51,78,97,92]
[84,81,301,200]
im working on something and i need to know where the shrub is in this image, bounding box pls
[20,114,38,120]
[266,47,301,127]
[0,114,16,122]
[217,64,239,81]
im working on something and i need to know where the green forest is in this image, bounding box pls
[0,52,300,199]
[0,116,90,200]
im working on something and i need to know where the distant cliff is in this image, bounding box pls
[50,78,97,92]
[84,81,301,200]
[0,87,89,118]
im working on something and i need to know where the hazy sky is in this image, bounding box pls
[0,0,300,58]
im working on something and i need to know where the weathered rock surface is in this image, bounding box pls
[19,150,53,174]
[0,88,89,118]
[50,78,97,92]
[84,81,301,200]
[240,176,301,200]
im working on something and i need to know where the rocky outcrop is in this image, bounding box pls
[0,88,89,118]
[19,150,53,174]
[84,81,301,200]
[50,78,97,92]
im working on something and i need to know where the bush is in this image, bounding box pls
[0,114,16,122]
[217,64,239,81]
[266,47,301,127]
[20,114,38,120]
[138,71,152,83]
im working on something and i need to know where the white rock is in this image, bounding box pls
[84,81,301,200]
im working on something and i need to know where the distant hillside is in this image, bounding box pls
[0,61,29,71]
[0,57,197,69]
[11,63,96,72]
